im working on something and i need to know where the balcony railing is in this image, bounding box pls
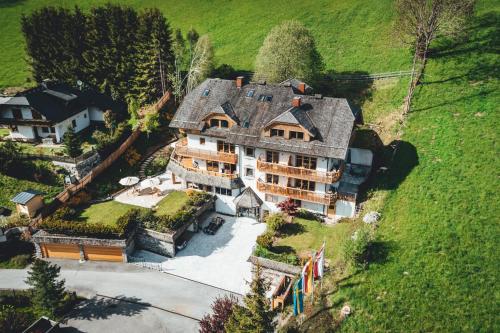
[175,138,238,164]
[256,179,335,205]
[170,151,239,179]
[256,158,343,183]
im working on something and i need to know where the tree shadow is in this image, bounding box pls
[279,222,305,236]
[271,245,297,255]
[63,295,149,322]
[0,0,25,8]
[317,70,375,118]
[366,240,398,265]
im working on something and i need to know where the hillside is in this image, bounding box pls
[0,0,409,88]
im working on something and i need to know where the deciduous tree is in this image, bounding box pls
[254,20,323,84]
[199,294,238,333]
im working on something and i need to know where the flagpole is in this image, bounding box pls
[311,251,315,305]
[321,240,325,290]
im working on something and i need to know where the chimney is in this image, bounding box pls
[297,82,306,94]
[236,76,244,88]
[292,96,301,108]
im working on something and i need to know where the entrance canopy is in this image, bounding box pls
[234,187,263,209]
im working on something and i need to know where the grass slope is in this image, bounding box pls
[78,200,142,226]
[154,190,189,216]
[0,173,62,210]
[0,0,409,88]
[335,3,499,332]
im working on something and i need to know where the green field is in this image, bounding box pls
[0,0,409,88]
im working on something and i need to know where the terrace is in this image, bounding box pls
[175,137,238,164]
[256,179,335,205]
[256,157,343,183]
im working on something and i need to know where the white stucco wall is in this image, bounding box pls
[335,200,355,217]
[0,106,34,119]
[88,106,104,122]
[187,133,219,152]
[7,125,35,140]
[55,109,90,142]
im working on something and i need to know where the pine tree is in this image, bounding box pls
[25,259,66,318]
[84,4,139,101]
[133,8,174,106]
[226,264,275,332]
[63,126,82,158]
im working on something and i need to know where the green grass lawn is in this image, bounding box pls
[332,3,500,332]
[154,191,189,216]
[275,218,360,264]
[0,0,410,88]
[77,200,143,226]
[0,128,9,137]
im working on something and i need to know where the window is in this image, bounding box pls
[41,127,49,133]
[50,127,56,133]
[71,119,77,128]
[290,131,304,140]
[295,155,317,169]
[245,167,254,178]
[222,163,236,174]
[246,89,255,97]
[10,125,18,132]
[84,113,87,118]
[199,137,206,145]
[207,161,219,172]
[258,94,273,102]
[265,194,280,203]
[266,174,279,184]
[32,110,42,120]
[293,179,315,191]
[270,129,285,137]
[217,140,235,153]
[266,151,279,163]
[215,187,232,196]
[202,89,210,97]
[12,108,22,119]
[245,147,255,157]
[210,118,230,128]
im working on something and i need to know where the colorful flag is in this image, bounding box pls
[314,244,325,279]
[307,255,314,293]
[293,279,304,316]
[302,258,314,294]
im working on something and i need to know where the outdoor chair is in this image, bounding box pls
[271,275,293,311]
[137,187,158,196]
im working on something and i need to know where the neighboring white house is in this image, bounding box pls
[0,81,115,143]
[167,77,373,219]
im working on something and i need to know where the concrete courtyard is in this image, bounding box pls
[132,214,267,295]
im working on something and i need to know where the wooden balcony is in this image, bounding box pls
[175,138,238,164]
[256,179,335,205]
[170,152,239,180]
[256,158,343,183]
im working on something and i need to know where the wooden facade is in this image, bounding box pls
[256,179,335,205]
[256,158,343,183]
[175,137,238,164]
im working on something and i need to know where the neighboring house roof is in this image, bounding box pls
[234,187,263,208]
[0,81,116,123]
[170,78,357,159]
[22,316,60,333]
[11,189,43,205]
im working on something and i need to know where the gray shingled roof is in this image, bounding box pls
[234,187,263,208]
[170,78,356,159]
[11,189,43,205]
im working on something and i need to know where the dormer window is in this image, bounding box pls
[246,90,255,97]
[290,131,304,140]
[202,89,210,97]
[221,119,228,128]
[210,118,230,128]
[258,94,273,102]
[270,129,284,137]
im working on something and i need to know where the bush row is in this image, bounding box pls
[254,245,299,266]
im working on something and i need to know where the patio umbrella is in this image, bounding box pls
[140,177,161,188]
[119,176,140,186]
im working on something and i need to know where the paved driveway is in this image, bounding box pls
[0,261,239,333]
[133,214,267,294]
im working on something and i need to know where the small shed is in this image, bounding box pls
[234,187,263,221]
[11,189,45,218]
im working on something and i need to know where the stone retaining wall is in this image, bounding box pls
[248,255,301,280]
[53,152,101,179]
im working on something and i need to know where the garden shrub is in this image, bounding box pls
[265,213,286,233]
[254,245,299,265]
[295,208,323,222]
[342,226,374,269]
[187,191,212,207]
[140,207,196,233]
[145,156,169,176]
[256,232,274,249]
[9,254,32,268]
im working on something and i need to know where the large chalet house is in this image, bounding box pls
[168,77,372,219]
[0,80,115,143]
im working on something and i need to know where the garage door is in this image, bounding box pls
[83,246,123,262]
[41,243,80,260]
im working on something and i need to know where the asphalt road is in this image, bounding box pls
[0,260,240,333]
